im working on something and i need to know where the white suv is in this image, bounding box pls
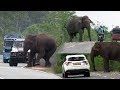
[62,54,90,78]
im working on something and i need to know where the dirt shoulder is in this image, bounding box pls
[31,66,55,73]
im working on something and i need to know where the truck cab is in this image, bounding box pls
[111,27,120,42]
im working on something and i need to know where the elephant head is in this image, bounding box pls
[23,35,36,62]
[82,16,95,41]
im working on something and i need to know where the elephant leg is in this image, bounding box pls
[43,48,56,67]
[103,58,110,72]
[69,33,74,42]
[90,53,96,71]
[35,53,45,66]
[34,53,40,66]
[33,54,37,66]
[78,29,83,42]
[44,57,51,67]
[87,27,92,41]
[91,59,96,71]
[26,52,36,67]
[34,49,45,66]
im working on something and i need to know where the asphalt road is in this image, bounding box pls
[0,55,61,79]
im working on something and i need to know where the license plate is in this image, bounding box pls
[73,62,81,65]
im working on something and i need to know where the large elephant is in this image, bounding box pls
[65,15,94,42]
[90,42,120,72]
[24,34,57,67]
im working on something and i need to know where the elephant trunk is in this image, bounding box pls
[90,50,96,71]
[23,47,29,62]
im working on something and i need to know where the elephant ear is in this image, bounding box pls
[25,35,36,45]
[93,42,101,51]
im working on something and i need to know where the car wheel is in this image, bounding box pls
[62,72,68,78]
[9,59,14,66]
[64,73,68,78]
[84,72,90,77]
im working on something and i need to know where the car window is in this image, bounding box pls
[112,30,120,34]
[68,57,85,61]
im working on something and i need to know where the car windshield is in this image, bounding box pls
[68,57,85,61]
[112,30,120,34]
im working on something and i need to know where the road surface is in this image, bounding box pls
[0,55,61,79]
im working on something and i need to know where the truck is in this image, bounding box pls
[111,27,120,42]
[3,34,26,66]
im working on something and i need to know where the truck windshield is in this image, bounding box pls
[112,30,120,34]
[4,41,13,47]
[14,41,23,48]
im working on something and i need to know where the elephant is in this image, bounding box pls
[24,34,57,67]
[90,42,120,72]
[65,15,95,42]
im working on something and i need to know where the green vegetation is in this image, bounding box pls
[0,11,119,73]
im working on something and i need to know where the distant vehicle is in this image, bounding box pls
[3,34,25,64]
[98,34,104,42]
[111,27,120,42]
[62,54,90,78]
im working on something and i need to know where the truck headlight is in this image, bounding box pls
[11,52,17,56]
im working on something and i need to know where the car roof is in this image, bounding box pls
[66,54,86,59]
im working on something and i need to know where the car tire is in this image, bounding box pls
[62,72,68,78]
[84,72,90,77]
[9,59,14,66]
[64,73,68,78]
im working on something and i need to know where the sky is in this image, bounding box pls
[75,11,120,31]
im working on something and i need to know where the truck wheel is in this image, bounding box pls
[3,59,8,63]
[9,59,14,66]
[13,60,18,66]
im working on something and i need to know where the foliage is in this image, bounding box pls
[0,11,48,54]
[22,11,75,45]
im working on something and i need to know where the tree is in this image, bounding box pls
[23,11,75,44]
